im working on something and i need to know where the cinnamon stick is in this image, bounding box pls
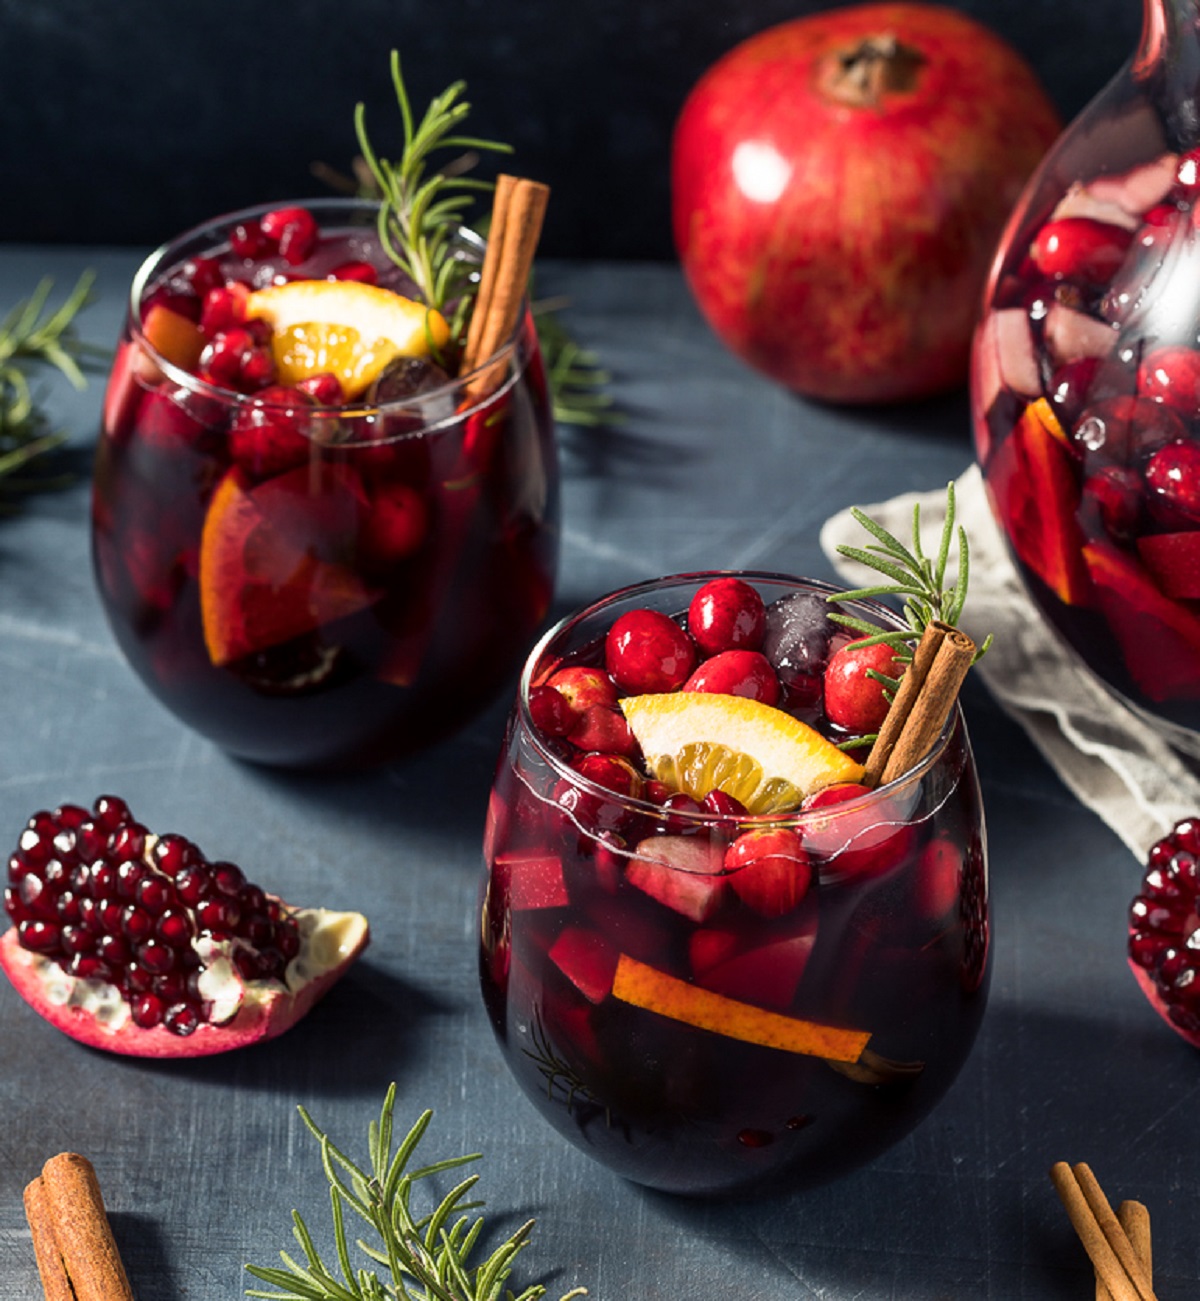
[461,175,549,395]
[1050,1161,1156,1301]
[1097,1202,1152,1301]
[24,1153,134,1301]
[876,623,975,785]
[863,620,947,785]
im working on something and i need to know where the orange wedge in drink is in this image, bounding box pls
[244,280,450,399]
[199,469,379,666]
[620,692,864,813]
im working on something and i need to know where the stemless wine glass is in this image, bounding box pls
[479,573,990,1197]
[91,198,558,768]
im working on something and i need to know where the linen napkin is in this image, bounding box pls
[819,464,1200,859]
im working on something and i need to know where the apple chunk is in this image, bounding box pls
[611,953,869,1062]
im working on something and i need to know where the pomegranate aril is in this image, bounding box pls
[175,865,212,906]
[19,920,62,953]
[212,861,246,896]
[163,1002,200,1037]
[197,898,240,932]
[60,925,94,955]
[131,993,166,1029]
[295,373,344,404]
[121,907,154,942]
[156,908,193,946]
[155,834,199,878]
[137,940,176,975]
[260,207,318,265]
[95,934,130,966]
[329,259,377,284]
[200,283,250,336]
[274,924,300,961]
[231,221,272,258]
[109,822,147,861]
[116,859,146,897]
[55,804,90,830]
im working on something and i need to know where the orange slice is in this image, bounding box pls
[244,281,450,399]
[611,954,870,1062]
[620,693,864,813]
[199,469,379,666]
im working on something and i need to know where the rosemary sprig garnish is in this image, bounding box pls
[0,272,101,498]
[354,50,512,341]
[349,53,619,430]
[244,1084,588,1301]
[829,480,993,694]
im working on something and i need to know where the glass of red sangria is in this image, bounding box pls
[92,197,558,768]
[479,571,989,1197]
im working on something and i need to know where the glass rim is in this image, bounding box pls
[126,195,530,430]
[517,569,966,830]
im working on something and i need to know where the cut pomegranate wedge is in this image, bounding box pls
[0,797,369,1058]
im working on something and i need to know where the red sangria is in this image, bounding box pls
[973,0,1200,749]
[92,198,558,767]
[479,573,989,1196]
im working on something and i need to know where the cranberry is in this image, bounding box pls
[1145,439,1200,526]
[725,828,811,917]
[1081,466,1142,543]
[1071,395,1185,466]
[605,609,697,694]
[567,705,638,757]
[528,684,574,737]
[823,639,903,733]
[687,578,766,655]
[573,753,644,801]
[546,666,618,717]
[230,221,273,258]
[1138,345,1200,417]
[658,792,705,833]
[683,649,780,705]
[1031,217,1133,285]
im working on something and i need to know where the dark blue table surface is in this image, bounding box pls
[0,245,1192,1301]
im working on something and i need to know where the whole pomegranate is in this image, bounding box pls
[671,3,1062,404]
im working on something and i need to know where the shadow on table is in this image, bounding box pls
[611,993,1189,1298]
[110,1213,172,1301]
[113,961,452,1100]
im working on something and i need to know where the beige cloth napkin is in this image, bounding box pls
[819,464,1200,860]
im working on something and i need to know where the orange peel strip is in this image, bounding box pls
[611,953,870,1063]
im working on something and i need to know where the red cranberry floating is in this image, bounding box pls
[1128,817,1200,1046]
[683,649,780,705]
[546,666,619,719]
[0,796,368,1058]
[1071,395,1184,467]
[687,577,766,655]
[1030,217,1134,285]
[229,386,313,479]
[823,639,903,733]
[1145,439,1200,526]
[1138,345,1200,417]
[725,827,811,918]
[605,608,697,694]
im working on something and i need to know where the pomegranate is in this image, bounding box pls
[1,796,368,1057]
[1128,818,1200,1047]
[671,3,1062,403]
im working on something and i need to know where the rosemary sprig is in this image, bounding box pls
[829,480,993,692]
[244,1084,588,1301]
[350,53,619,430]
[355,50,512,340]
[0,272,101,497]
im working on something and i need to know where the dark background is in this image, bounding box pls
[1,0,1141,260]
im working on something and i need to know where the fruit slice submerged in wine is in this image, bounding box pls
[610,954,869,1062]
[245,280,451,399]
[0,796,369,1057]
[986,397,1091,605]
[199,468,380,666]
[620,692,863,813]
[1083,540,1200,700]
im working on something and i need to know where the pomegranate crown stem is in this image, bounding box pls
[244,1082,590,1301]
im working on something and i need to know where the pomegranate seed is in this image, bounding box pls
[131,993,165,1029]
[154,835,198,878]
[19,920,62,953]
[156,908,193,946]
[261,207,318,265]
[95,934,130,966]
[329,259,377,284]
[122,907,154,942]
[200,282,250,336]
[295,373,343,404]
[212,861,246,897]
[230,221,272,258]
[110,822,147,861]
[163,1003,200,1037]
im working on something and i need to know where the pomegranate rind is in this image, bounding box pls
[1128,959,1200,1050]
[0,904,369,1059]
